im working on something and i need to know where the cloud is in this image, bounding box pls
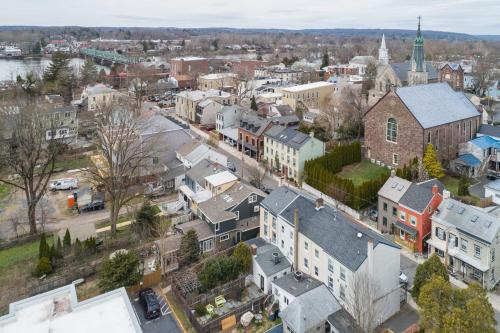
[0,0,499,34]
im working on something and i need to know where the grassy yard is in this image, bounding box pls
[0,237,51,273]
[54,155,91,171]
[441,175,460,196]
[337,160,389,187]
[0,183,12,201]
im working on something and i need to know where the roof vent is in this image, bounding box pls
[272,252,280,264]
[458,207,465,215]
[357,232,362,239]
[294,271,303,281]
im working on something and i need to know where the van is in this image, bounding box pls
[50,178,78,191]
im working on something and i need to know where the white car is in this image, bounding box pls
[50,178,78,191]
[399,271,409,284]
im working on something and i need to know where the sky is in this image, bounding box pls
[1,0,499,35]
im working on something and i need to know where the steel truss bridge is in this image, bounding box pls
[80,48,143,65]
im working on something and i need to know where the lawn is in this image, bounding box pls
[441,175,459,196]
[0,183,11,201]
[54,155,91,171]
[0,237,50,273]
[337,160,389,187]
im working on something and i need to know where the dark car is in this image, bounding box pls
[80,199,105,213]
[227,161,236,172]
[139,288,161,320]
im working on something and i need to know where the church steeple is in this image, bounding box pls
[378,34,389,65]
[408,16,428,86]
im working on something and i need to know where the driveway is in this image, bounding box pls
[131,293,181,333]
[469,175,489,198]
[377,304,419,333]
[400,254,418,289]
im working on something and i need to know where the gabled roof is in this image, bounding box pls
[396,83,479,129]
[378,175,412,203]
[390,61,438,83]
[280,195,399,271]
[478,124,500,139]
[399,179,443,213]
[186,159,227,186]
[433,198,500,244]
[264,125,313,150]
[281,284,341,333]
[260,186,300,216]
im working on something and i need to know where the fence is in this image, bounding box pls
[171,212,194,226]
[126,269,162,295]
[29,264,97,296]
[301,183,361,220]
[0,233,40,251]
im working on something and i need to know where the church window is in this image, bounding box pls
[386,118,397,143]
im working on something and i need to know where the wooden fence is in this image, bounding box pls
[126,269,162,295]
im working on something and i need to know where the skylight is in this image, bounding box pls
[458,207,465,215]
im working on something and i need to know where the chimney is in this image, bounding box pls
[315,198,324,210]
[250,244,257,256]
[293,208,299,271]
[367,239,374,280]
[390,169,396,178]
[432,184,439,195]
[272,252,280,264]
[443,189,451,199]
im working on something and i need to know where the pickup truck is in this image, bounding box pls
[76,188,105,213]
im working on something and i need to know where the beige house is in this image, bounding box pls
[175,89,237,123]
[197,73,239,91]
[281,81,334,110]
[81,84,122,111]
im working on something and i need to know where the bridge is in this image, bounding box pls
[80,48,143,65]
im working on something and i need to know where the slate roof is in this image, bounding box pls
[254,244,291,277]
[281,284,341,333]
[327,309,362,333]
[273,273,323,297]
[478,124,500,139]
[260,186,300,216]
[396,83,479,129]
[440,63,462,71]
[390,61,438,83]
[175,219,214,241]
[457,154,481,167]
[238,113,272,136]
[433,198,500,244]
[378,175,412,203]
[264,125,312,150]
[280,195,399,271]
[399,179,443,213]
[186,159,226,186]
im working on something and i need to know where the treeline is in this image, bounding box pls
[304,142,389,210]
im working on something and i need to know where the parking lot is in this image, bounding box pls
[131,292,181,333]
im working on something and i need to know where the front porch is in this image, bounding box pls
[447,256,488,288]
[393,221,419,253]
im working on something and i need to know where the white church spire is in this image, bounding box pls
[378,34,389,65]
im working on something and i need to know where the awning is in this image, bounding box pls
[456,154,481,167]
[395,221,417,237]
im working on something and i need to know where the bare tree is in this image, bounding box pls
[0,102,61,234]
[87,103,154,236]
[473,62,491,97]
[347,272,379,333]
[318,95,339,140]
[235,73,253,105]
[128,64,157,111]
[337,86,366,140]
[246,164,265,189]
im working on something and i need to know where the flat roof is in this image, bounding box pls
[281,81,334,93]
[0,284,141,333]
[204,170,238,187]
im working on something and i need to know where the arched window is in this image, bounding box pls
[387,118,397,143]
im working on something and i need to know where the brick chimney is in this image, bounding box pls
[315,198,324,210]
[432,184,439,195]
[250,244,257,256]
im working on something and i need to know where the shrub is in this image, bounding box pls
[198,256,240,291]
[195,303,208,317]
[232,243,252,273]
[63,229,71,247]
[98,251,141,292]
[35,257,53,276]
[39,233,51,259]
[179,230,200,267]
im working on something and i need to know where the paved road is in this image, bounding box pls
[400,254,418,288]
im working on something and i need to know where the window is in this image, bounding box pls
[393,153,400,165]
[461,239,468,251]
[304,258,309,269]
[400,229,405,239]
[386,118,397,143]
[248,194,257,203]
[263,224,268,236]
[383,202,388,211]
[474,245,481,258]
[436,227,446,241]
[435,249,444,257]
[328,259,334,273]
[254,205,260,213]
[314,266,319,276]
[492,248,495,262]
[220,234,230,241]
[328,275,334,289]
[340,267,346,281]
[392,207,397,217]
[272,217,276,229]
[399,210,406,221]
[283,296,289,305]
[235,211,240,220]
[314,249,319,259]
[281,240,284,248]
[272,232,276,244]
[289,246,293,256]
[264,210,268,222]
[410,215,417,226]
[304,241,309,251]
[340,285,345,300]
[382,217,387,227]
[282,226,285,233]
[289,231,293,240]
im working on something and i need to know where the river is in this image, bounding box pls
[0,57,110,81]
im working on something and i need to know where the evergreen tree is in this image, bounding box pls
[74,238,83,258]
[39,233,50,259]
[321,50,329,69]
[458,175,470,196]
[419,275,453,333]
[250,96,258,111]
[412,253,449,300]
[423,144,445,179]
[231,242,252,273]
[43,52,71,82]
[32,41,42,55]
[417,158,430,182]
[98,251,141,292]
[178,230,200,266]
[63,228,71,248]
[81,58,98,86]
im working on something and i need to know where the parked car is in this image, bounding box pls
[368,209,378,222]
[76,188,105,213]
[50,178,78,191]
[399,271,408,284]
[227,161,236,172]
[139,288,161,320]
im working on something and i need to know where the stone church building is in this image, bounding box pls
[364,83,481,168]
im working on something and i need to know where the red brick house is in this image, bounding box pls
[438,63,464,91]
[378,176,444,253]
[364,82,481,168]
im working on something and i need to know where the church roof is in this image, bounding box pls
[396,83,479,129]
[390,62,437,83]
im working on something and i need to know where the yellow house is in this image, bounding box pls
[281,81,334,110]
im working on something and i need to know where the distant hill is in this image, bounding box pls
[0,26,498,41]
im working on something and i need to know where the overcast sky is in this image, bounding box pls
[2,0,499,35]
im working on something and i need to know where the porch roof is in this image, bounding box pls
[453,250,489,272]
[394,221,417,237]
[456,154,481,167]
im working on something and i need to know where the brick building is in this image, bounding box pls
[364,82,481,168]
[438,63,464,91]
[232,59,268,79]
[170,56,208,89]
